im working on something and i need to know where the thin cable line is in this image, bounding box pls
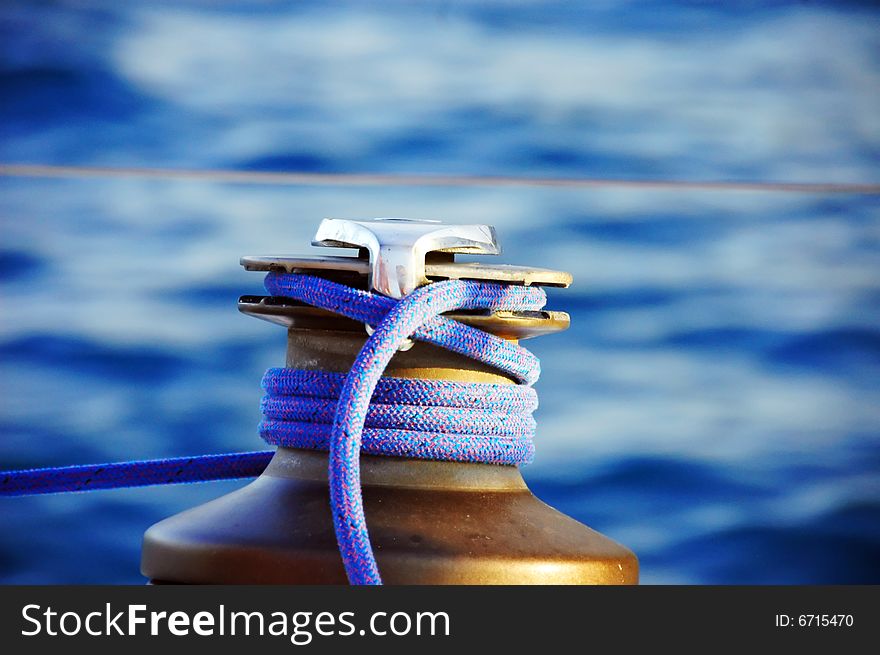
[1,163,878,194]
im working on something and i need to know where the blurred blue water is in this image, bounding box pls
[1,1,879,584]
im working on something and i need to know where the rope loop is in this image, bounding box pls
[263,274,544,584]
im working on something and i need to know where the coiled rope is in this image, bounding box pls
[0,273,545,584]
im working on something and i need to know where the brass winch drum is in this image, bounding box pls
[141,218,638,584]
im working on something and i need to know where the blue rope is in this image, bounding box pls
[0,273,545,585]
[263,272,541,385]
[0,452,272,495]
[260,368,538,464]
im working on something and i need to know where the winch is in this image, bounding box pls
[140,218,638,584]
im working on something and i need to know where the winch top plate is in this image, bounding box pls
[240,255,572,289]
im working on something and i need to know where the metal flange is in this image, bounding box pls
[238,296,570,340]
[240,255,572,289]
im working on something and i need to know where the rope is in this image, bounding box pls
[4,163,880,194]
[260,369,537,464]
[0,273,546,585]
[0,452,272,495]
